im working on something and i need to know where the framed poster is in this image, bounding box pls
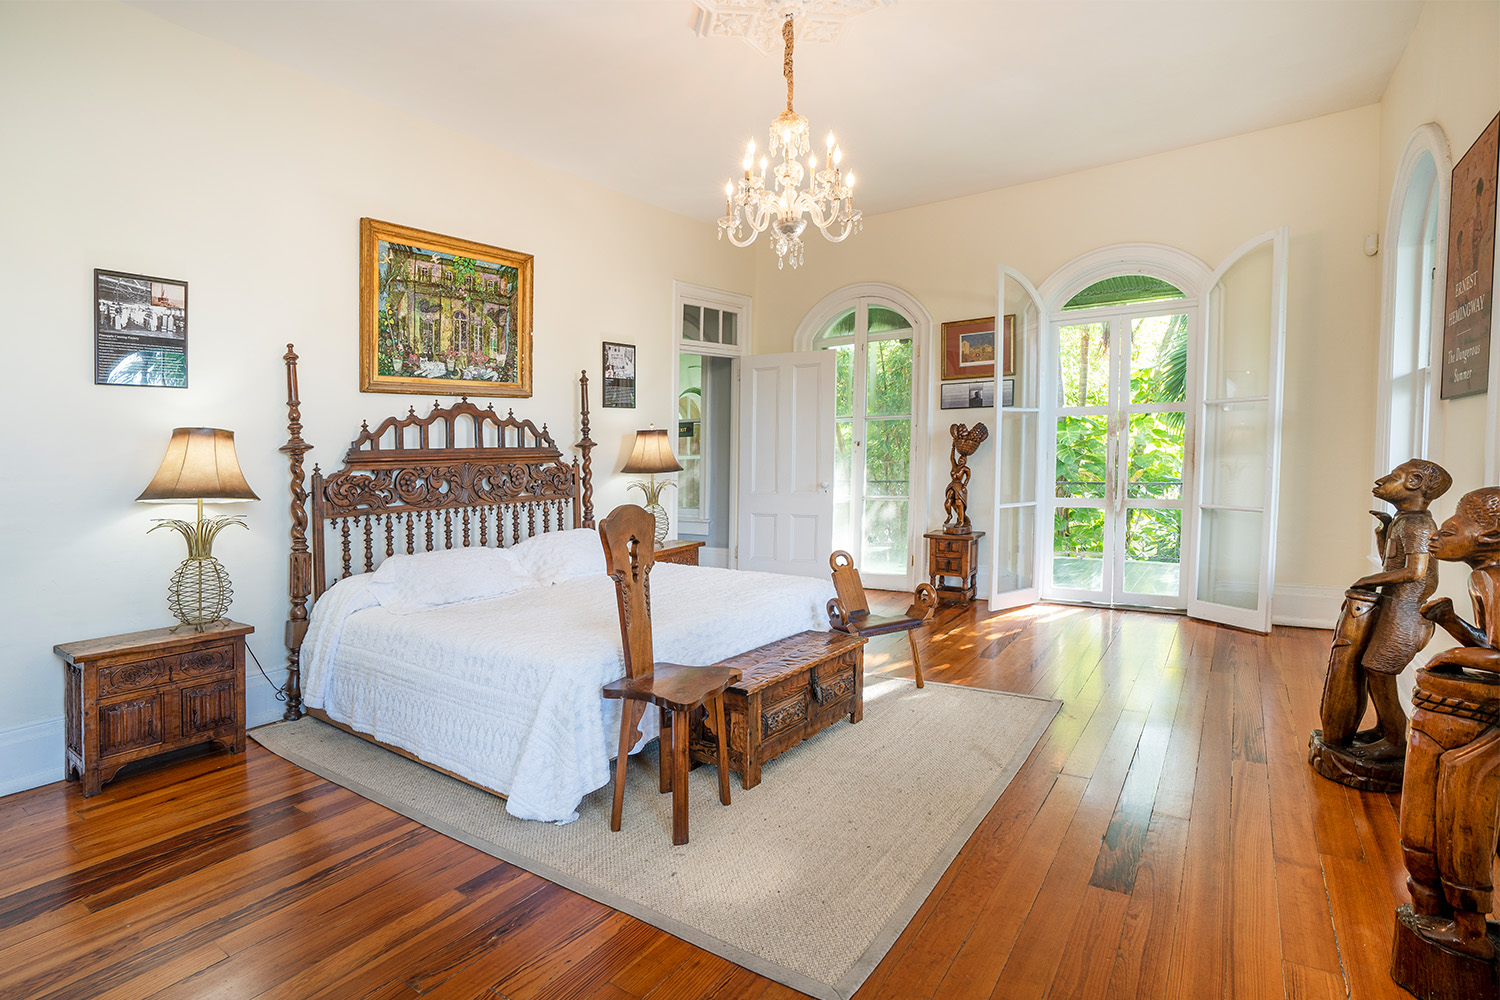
[941,317,994,379]
[1441,112,1498,399]
[939,378,995,409]
[1002,314,1016,376]
[94,269,187,387]
[359,217,533,397]
[602,341,636,408]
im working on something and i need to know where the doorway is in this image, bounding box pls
[677,353,734,566]
[1046,283,1193,610]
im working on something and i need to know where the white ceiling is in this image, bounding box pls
[132,0,1425,220]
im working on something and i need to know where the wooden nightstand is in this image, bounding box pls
[656,538,704,566]
[54,620,252,796]
[924,531,985,605]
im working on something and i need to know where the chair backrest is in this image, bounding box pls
[599,504,657,680]
[829,550,870,619]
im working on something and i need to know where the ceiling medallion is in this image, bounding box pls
[693,0,894,55]
[716,13,863,269]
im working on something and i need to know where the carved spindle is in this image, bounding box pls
[339,520,352,579]
[281,344,313,720]
[405,513,415,554]
[362,517,374,572]
[462,507,471,547]
[542,501,552,533]
[578,370,596,528]
[528,503,536,538]
[425,511,434,551]
[384,514,394,558]
[443,509,453,549]
[479,506,489,546]
[512,506,522,546]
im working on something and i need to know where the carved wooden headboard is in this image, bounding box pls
[279,344,596,719]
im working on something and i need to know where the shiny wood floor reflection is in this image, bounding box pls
[0,599,1434,999]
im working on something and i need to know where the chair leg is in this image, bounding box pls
[713,695,731,806]
[611,700,644,833]
[658,705,672,794]
[908,630,925,687]
[671,707,690,845]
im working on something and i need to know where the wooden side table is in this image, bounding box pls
[54,621,252,796]
[656,538,704,566]
[924,530,985,605]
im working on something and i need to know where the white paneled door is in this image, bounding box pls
[736,352,835,578]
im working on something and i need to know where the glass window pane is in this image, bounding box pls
[1130,314,1188,405]
[1053,507,1104,591]
[1196,509,1262,610]
[1063,275,1185,311]
[815,307,857,345]
[1127,413,1183,499]
[703,307,721,344]
[721,311,737,346]
[1057,322,1110,407]
[992,504,1036,593]
[867,305,912,334]
[866,338,912,416]
[682,304,701,341]
[861,499,908,576]
[864,418,910,498]
[834,418,853,496]
[834,345,853,418]
[1206,241,1273,398]
[833,498,853,556]
[1200,400,1268,508]
[1055,415,1107,499]
[996,411,1037,505]
[1125,508,1181,596]
[678,458,702,512]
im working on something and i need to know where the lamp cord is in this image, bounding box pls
[245,641,287,703]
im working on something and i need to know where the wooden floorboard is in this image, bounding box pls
[0,604,1436,999]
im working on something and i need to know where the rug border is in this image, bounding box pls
[250,678,1061,1000]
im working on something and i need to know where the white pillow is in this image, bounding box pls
[367,546,537,615]
[508,528,606,585]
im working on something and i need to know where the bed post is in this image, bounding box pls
[281,344,313,720]
[578,369,596,528]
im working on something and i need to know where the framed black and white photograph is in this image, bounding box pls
[1002,376,1015,407]
[602,341,636,408]
[939,377,995,410]
[93,268,187,387]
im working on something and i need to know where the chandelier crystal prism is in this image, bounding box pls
[718,14,862,269]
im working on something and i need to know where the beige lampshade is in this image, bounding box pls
[136,428,260,503]
[620,427,683,475]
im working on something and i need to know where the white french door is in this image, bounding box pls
[989,266,1045,610]
[1043,306,1194,610]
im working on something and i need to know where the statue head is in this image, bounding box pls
[1430,486,1500,568]
[1374,459,1452,509]
[949,422,990,459]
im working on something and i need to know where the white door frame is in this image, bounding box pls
[795,282,931,590]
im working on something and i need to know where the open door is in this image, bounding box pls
[736,351,836,578]
[1187,228,1289,632]
[989,267,1047,610]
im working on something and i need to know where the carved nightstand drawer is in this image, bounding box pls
[55,622,252,797]
[655,539,704,566]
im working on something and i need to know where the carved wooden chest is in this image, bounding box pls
[689,629,867,789]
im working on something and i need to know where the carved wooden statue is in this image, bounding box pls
[942,422,989,535]
[1308,459,1451,791]
[1391,486,1500,1000]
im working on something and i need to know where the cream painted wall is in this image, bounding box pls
[751,106,1384,600]
[0,2,753,749]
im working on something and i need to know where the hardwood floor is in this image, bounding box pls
[0,599,1449,999]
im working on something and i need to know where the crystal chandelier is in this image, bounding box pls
[718,14,862,269]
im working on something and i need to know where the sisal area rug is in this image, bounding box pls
[250,676,1059,1000]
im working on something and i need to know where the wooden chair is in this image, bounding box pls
[827,550,939,687]
[599,505,739,845]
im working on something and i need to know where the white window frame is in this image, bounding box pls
[673,281,750,544]
[1375,123,1451,506]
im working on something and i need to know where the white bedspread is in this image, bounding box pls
[300,564,834,823]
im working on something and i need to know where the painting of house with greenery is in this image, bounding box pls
[375,240,520,384]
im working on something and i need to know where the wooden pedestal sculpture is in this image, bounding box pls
[1391,486,1500,1000]
[942,422,989,534]
[1309,460,1451,791]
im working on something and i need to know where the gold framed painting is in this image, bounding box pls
[942,315,1014,379]
[359,217,533,396]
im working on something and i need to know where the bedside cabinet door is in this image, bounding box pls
[180,680,237,737]
[99,693,165,758]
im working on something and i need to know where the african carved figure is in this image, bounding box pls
[1397,486,1500,966]
[1309,460,1452,790]
[942,422,988,534]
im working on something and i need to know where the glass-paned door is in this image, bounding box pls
[1046,304,1192,610]
[817,301,918,590]
[990,267,1045,610]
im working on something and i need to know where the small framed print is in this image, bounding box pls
[940,378,995,409]
[94,269,187,387]
[1002,376,1015,407]
[602,341,636,408]
[941,317,994,380]
[1001,314,1016,376]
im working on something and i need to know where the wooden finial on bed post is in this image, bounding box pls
[280,344,313,720]
[578,369,596,528]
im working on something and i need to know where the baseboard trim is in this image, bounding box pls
[1272,584,1343,629]
[0,717,64,797]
